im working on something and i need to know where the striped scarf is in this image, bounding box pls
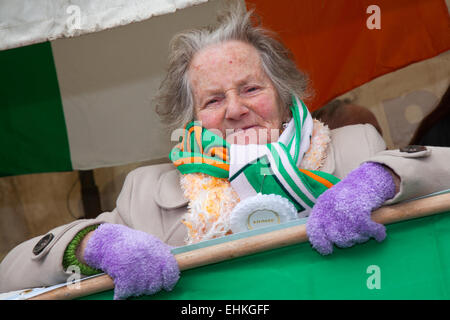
[170,96,340,215]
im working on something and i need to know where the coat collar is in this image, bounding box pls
[154,168,189,209]
[320,140,336,174]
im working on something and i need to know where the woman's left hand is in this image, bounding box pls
[306,162,398,255]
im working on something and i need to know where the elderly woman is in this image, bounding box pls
[1,4,449,300]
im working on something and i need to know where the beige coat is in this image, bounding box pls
[1,124,450,293]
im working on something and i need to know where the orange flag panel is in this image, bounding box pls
[246,0,450,110]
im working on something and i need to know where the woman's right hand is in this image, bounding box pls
[81,223,180,300]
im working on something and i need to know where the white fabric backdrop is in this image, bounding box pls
[0,0,209,50]
[52,0,224,169]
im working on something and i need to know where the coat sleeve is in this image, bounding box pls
[0,170,139,293]
[364,146,450,205]
[329,123,387,179]
[330,124,450,205]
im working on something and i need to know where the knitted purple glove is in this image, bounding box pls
[306,162,397,255]
[84,223,180,300]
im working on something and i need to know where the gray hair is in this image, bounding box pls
[155,0,310,131]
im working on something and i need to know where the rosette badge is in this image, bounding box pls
[230,193,298,234]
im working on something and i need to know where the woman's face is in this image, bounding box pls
[189,40,284,145]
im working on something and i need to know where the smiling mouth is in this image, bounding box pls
[234,125,258,132]
[226,126,267,145]
[225,126,281,145]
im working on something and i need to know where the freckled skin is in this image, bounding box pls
[189,40,285,144]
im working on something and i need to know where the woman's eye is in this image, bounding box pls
[245,86,259,93]
[206,98,219,106]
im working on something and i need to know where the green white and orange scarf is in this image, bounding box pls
[170,96,339,244]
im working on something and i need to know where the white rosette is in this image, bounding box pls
[230,193,298,234]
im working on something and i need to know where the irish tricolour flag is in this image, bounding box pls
[1,0,449,177]
[0,0,218,177]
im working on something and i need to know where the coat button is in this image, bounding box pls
[399,145,427,153]
[33,233,54,255]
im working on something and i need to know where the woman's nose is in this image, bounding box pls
[224,94,249,120]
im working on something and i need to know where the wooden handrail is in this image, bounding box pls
[29,192,450,300]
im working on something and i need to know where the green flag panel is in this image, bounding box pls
[0,42,72,176]
[80,211,450,300]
